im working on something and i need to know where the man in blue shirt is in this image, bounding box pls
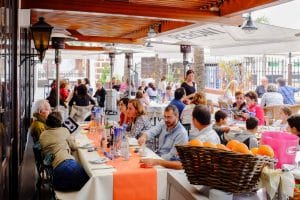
[138,105,188,160]
[277,78,300,105]
[169,87,186,116]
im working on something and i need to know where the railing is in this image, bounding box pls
[204,55,300,95]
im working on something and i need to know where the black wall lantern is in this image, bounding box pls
[30,17,53,62]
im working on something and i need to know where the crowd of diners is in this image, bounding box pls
[29,73,300,191]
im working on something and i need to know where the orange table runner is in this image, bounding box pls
[87,132,157,200]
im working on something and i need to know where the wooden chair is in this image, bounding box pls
[289,104,300,114]
[263,105,283,120]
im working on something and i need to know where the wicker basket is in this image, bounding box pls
[176,145,276,193]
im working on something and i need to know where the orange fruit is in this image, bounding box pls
[188,139,203,147]
[226,140,240,150]
[250,147,259,155]
[203,141,216,148]
[216,144,230,151]
[232,142,251,154]
[257,145,274,158]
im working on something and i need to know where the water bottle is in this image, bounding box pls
[120,135,130,160]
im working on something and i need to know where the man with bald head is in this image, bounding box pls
[255,76,268,98]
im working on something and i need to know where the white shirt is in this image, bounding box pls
[260,92,284,107]
[191,124,221,144]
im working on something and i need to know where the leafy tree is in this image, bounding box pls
[100,63,110,84]
[255,15,270,24]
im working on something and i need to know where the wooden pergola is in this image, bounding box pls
[21,0,292,51]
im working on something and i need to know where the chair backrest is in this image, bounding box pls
[33,142,44,171]
[182,123,191,136]
[289,104,300,114]
[243,138,250,148]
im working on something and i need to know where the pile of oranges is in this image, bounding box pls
[188,139,274,158]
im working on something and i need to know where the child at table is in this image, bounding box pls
[272,106,292,131]
[287,114,300,137]
[212,110,230,145]
[227,117,259,149]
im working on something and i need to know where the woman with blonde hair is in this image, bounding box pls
[127,99,151,139]
[136,90,150,106]
[180,91,208,138]
[218,80,238,108]
[224,80,238,103]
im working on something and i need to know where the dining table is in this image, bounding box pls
[146,101,169,126]
[55,128,170,200]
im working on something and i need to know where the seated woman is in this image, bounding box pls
[164,85,173,102]
[136,90,150,106]
[39,112,89,191]
[30,99,52,143]
[180,91,207,137]
[260,83,284,107]
[218,80,238,108]
[242,91,265,125]
[272,106,292,130]
[118,97,130,126]
[232,91,247,121]
[127,99,151,139]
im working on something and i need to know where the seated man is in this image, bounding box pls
[212,110,230,145]
[140,105,220,169]
[190,105,220,144]
[138,105,188,160]
[169,87,186,116]
[226,117,259,149]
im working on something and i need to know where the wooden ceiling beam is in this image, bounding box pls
[49,44,105,51]
[220,0,293,16]
[66,29,138,44]
[22,0,224,23]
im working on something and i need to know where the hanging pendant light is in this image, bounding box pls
[241,13,257,34]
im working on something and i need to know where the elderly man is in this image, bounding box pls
[260,83,283,107]
[277,77,300,105]
[138,105,188,160]
[255,76,268,98]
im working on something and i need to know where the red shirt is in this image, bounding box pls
[248,103,265,125]
[60,88,69,101]
[119,112,130,126]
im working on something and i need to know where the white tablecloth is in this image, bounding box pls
[55,133,170,200]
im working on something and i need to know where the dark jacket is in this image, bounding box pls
[93,87,106,107]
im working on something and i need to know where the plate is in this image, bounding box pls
[79,143,94,149]
[89,157,109,164]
